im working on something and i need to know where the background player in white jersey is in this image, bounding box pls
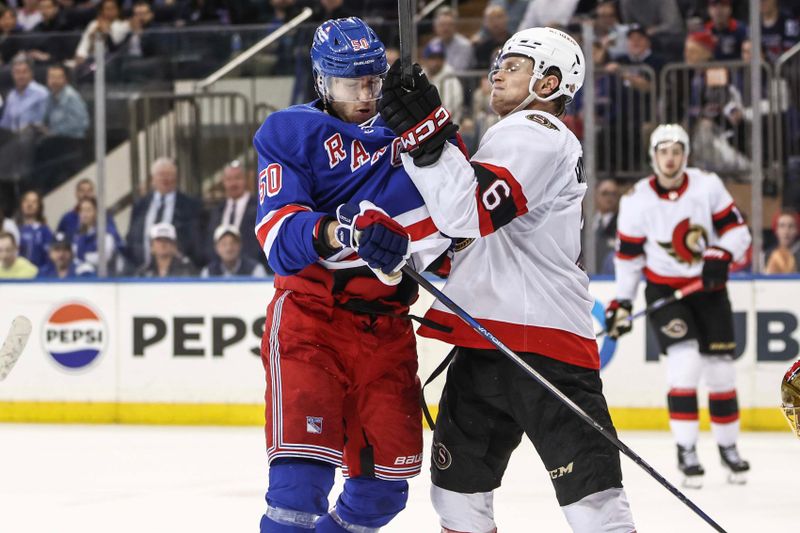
[606,124,752,487]
[377,27,637,533]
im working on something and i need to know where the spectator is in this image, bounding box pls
[619,0,685,60]
[602,25,663,171]
[606,24,666,79]
[421,40,464,123]
[705,0,748,60]
[0,8,22,64]
[0,207,20,243]
[594,0,630,60]
[30,63,90,192]
[488,0,528,34]
[126,157,201,268]
[116,1,170,83]
[517,0,580,33]
[205,160,259,265]
[29,0,75,65]
[201,224,267,277]
[73,196,117,272]
[764,209,800,273]
[56,177,122,244]
[74,0,130,66]
[43,63,89,138]
[431,7,474,72]
[0,231,37,278]
[36,231,96,278]
[684,31,750,174]
[761,0,800,63]
[124,1,159,58]
[594,178,619,274]
[176,0,230,26]
[0,56,48,215]
[0,56,48,134]
[15,189,53,267]
[473,5,510,70]
[136,222,197,277]
[17,0,43,31]
[33,0,68,32]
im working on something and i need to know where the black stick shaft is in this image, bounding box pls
[403,266,727,533]
[397,0,414,88]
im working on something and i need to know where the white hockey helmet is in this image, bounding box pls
[493,26,585,110]
[649,124,690,178]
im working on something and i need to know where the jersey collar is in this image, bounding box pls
[649,173,689,201]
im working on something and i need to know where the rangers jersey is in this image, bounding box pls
[254,100,449,280]
[614,168,751,301]
[403,110,599,369]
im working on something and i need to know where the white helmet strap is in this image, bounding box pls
[506,66,562,117]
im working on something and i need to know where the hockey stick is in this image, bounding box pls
[595,279,705,337]
[0,316,32,381]
[401,266,728,533]
[397,0,415,89]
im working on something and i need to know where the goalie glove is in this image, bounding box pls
[701,246,732,290]
[605,299,633,340]
[335,200,410,286]
[378,60,459,167]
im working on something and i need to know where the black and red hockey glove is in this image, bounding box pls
[702,246,732,290]
[605,299,633,339]
[335,200,410,286]
[378,60,459,167]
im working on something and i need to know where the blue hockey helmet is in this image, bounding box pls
[311,17,388,102]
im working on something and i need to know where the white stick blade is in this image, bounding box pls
[0,316,32,381]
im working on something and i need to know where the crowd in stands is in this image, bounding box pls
[0,156,268,279]
[3,0,800,278]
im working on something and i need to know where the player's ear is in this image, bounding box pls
[541,74,560,97]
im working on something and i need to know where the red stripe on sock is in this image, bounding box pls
[710,413,740,424]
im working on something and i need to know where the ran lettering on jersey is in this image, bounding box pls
[323,133,403,171]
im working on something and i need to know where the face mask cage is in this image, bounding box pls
[319,74,385,103]
[783,404,800,438]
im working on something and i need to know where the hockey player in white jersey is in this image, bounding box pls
[606,124,752,487]
[377,27,636,533]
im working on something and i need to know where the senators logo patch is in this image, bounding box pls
[661,319,688,339]
[432,442,452,470]
[658,218,707,264]
[526,113,559,131]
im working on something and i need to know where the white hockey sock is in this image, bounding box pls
[666,341,702,447]
[561,487,636,533]
[669,417,700,448]
[431,485,496,533]
[704,356,739,447]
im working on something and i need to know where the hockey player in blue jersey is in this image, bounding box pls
[253,17,451,533]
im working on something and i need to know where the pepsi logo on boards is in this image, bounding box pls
[42,303,106,370]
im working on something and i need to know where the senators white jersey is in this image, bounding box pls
[403,110,599,370]
[614,168,751,301]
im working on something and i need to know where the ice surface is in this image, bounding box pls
[0,425,793,532]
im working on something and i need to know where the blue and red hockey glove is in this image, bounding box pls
[378,60,459,167]
[335,200,410,286]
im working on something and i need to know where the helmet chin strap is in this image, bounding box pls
[505,73,561,118]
